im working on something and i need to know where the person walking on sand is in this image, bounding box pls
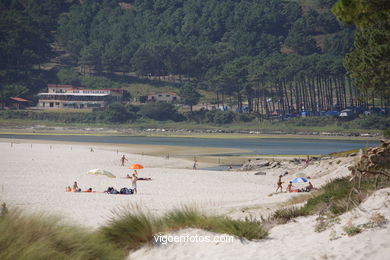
[120,155,128,166]
[193,160,197,170]
[276,175,283,192]
[131,173,138,194]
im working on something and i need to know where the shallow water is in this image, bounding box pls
[0,134,378,156]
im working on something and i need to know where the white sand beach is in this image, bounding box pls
[1,139,389,260]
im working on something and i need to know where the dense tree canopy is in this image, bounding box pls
[333,0,390,98]
[2,0,387,114]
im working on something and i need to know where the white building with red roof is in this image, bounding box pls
[37,84,128,109]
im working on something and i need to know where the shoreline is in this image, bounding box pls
[0,138,308,166]
[0,138,250,166]
[0,127,380,141]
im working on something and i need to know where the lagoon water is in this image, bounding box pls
[0,134,378,156]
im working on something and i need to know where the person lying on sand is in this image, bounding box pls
[126,174,152,181]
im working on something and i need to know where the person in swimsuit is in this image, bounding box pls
[305,181,314,192]
[131,174,138,194]
[120,155,128,166]
[286,181,293,192]
[276,175,283,192]
[73,181,80,192]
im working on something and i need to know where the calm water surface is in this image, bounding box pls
[0,134,378,156]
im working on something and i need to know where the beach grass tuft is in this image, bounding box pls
[163,206,206,230]
[100,206,162,251]
[0,208,124,260]
[270,207,308,224]
[205,216,268,240]
[100,206,268,252]
[1,204,268,258]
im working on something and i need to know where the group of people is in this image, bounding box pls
[66,182,93,193]
[67,154,151,195]
[276,175,315,193]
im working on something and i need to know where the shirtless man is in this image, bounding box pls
[131,174,138,194]
[276,175,283,192]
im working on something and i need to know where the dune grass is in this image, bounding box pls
[162,207,267,240]
[100,206,268,252]
[1,204,268,258]
[0,208,124,260]
[100,207,163,251]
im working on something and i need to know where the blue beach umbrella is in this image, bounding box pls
[291,177,308,183]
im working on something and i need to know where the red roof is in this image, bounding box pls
[10,97,29,102]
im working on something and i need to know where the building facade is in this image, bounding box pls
[147,92,180,102]
[37,84,127,109]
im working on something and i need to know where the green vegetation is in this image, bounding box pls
[384,128,390,139]
[3,0,388,119]
[0,208,124,260]
[100,208,161,251]
[269,207,307,224]
[333,0,390,101]
[0,205,267,259]
[270,175,390,225]
[101,207,267,252]
[343,222,362,236]
[1,109,388,136]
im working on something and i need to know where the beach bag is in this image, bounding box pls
[120,188,130,194]
[110,188,119,194]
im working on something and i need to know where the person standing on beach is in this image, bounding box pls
[131,174,138,194]
[120,155,128,166]
[305,155,310,167]
[276,175,283,192]
[193,160,197,170]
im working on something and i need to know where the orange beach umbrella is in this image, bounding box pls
[129,164,144,169]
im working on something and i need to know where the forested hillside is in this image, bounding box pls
[0,0,388,116]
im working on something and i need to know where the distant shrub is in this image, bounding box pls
[235,113,255,122]
[138,103,183,121]
[183,110,207,123]
[105,103,136,123]
[356,115,390,130]
[205,110,234,124]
